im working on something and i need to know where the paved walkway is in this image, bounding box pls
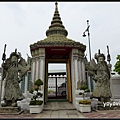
[43,101,76,110]
[0,102,120,118]
[35,109,85,118]
[35,102,85,118]
[81,110,120,118]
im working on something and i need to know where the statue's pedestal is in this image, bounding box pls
[0,106,23,115]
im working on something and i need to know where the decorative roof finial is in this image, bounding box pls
[55,2,58,7]
[55,2,58,14]
[46,2,68,37]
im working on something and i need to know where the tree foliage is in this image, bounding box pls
[29,79,43,105]
[34,79,43,87]
[80,85,88,90]
[114,55,120,74]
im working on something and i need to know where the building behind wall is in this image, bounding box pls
[111,71,120,99]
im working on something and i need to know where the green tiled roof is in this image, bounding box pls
[30,2,86,51]
[30,34,86,51]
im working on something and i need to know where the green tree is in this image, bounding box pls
[114,55,120,74]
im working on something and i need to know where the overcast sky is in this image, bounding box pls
[0,2,120,70]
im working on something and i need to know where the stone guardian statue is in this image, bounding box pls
[1,49,30,107]
[86,49,112,103]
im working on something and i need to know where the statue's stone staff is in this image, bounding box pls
[2,44,7,63]
[107,45,114,101]
[107,45,111,63]
[0,44,7,107]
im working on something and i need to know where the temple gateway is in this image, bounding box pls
[29,2,88,109]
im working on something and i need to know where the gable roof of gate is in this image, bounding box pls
[30,2,86,52]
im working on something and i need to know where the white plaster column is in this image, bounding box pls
[40,57,45,108]
[38,48,45,107]
[24,74,28,93]
[78,60,82,82]
[75,59,78,90]
[80,61,83,81]
[31,58,35,84]
[35,59,39,80]
[39,59,42,81]
[38,48,45,84]
[39,59,41,79]
[38,58,40,79]
[39,58,45,90]
[78,60,80,81]
[70,49,77,109]
[81,60,86,80]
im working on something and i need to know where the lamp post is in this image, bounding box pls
[83,20,91,61]
[83,20,93,92]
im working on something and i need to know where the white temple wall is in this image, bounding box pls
[30,48,45,107]
[70,49,86,109]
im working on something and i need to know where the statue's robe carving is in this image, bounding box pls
[2,50,30,107]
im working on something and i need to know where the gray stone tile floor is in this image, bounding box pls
[35,109,85,118]
[36,102,85,118]
[0,102,120,118]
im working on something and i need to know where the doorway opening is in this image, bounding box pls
[47,63,68,101]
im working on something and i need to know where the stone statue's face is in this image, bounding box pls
[11,56,18,62]
[98,57,104,63]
